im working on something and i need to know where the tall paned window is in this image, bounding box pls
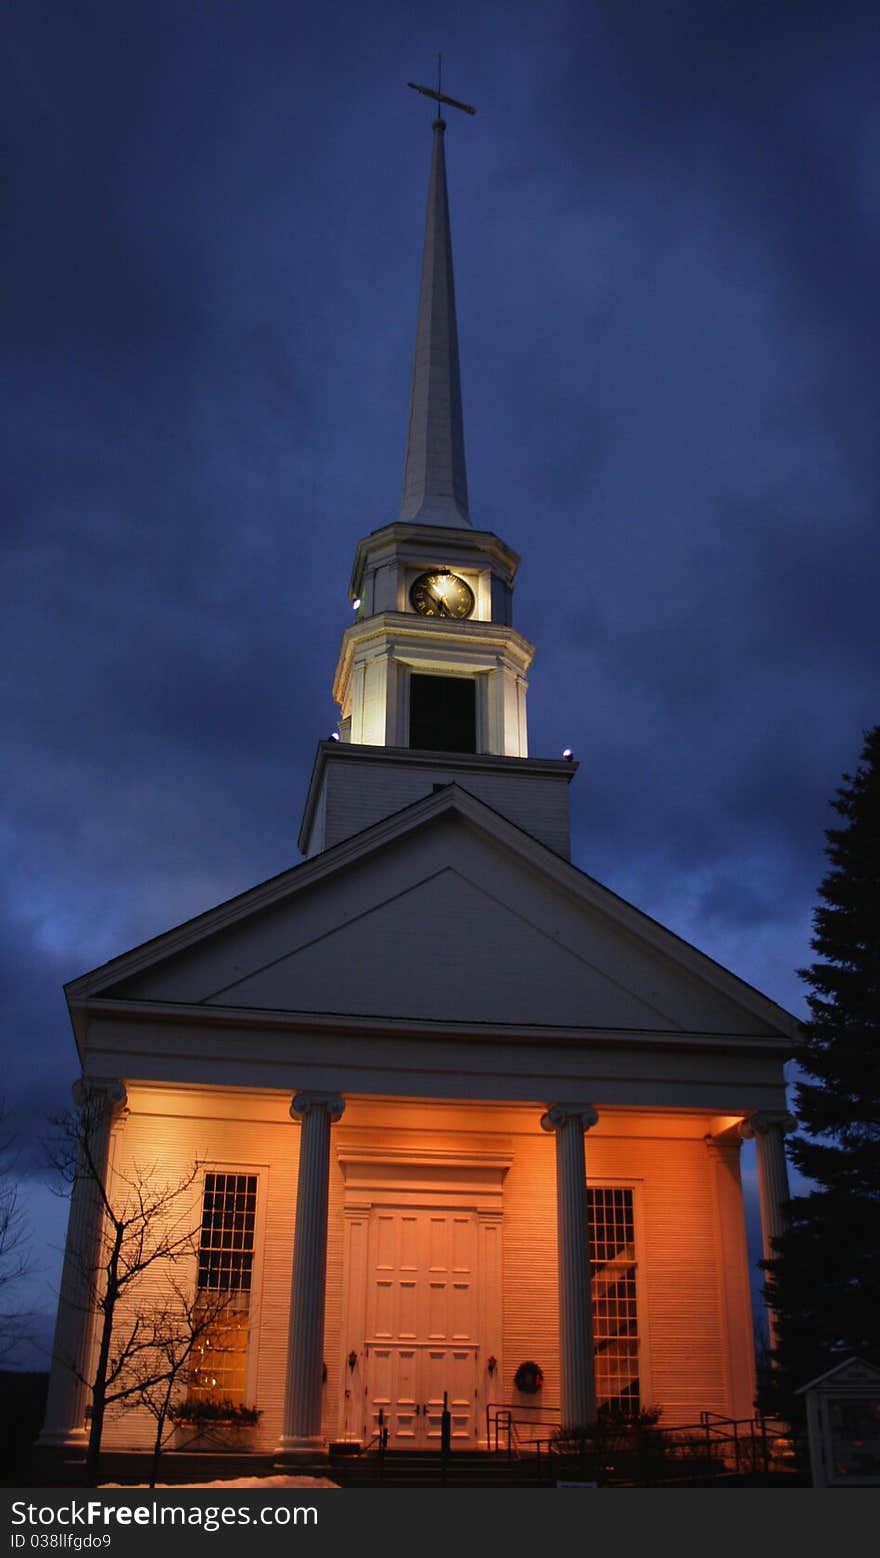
[588,1187,640,1415]
[189,1172,258,1405]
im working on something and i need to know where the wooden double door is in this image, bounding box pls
[362,1208,480,1449]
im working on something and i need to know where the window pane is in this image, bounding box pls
[588,1187,640,1416]
[188,1172,257,1408]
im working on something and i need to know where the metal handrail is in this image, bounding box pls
[517,1412,782,1484]
[486,1405,513,1456]
[486,1402,562,1459]
[363,1406,389,1469]
[336,1407,796,1487]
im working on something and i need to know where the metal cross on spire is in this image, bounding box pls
[407,53,476,119]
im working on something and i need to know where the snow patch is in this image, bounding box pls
[100,1476,340,1489]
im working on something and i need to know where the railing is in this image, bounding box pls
[486,1402,561,1460]
[487,1407,799,1486]
[363,1395,454,1483]
[361,1409,389,1480]
[700,1414,807,1477]
[696,1411,770,1476]
[487,1406,514,1456]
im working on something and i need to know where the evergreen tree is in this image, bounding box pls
[765,726,880,1419]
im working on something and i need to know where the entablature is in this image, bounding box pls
[349,522,521,603]
[332,613,535,708]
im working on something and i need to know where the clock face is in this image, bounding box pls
[409,570,475,620]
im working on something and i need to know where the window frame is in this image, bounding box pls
[587,1180,651,1417]
[190,1165,267,1410]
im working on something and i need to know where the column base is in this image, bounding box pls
[274,1434,328,1469]
[35,1427,88,1450]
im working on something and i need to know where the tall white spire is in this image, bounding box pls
[398,118,472,528]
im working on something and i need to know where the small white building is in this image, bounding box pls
[797,1358,880,1487]
[40,114,800,1465]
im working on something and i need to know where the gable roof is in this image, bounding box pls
[66,783,801,1055]
[795,1356,880,1394]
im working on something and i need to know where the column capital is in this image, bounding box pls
[71,1078,128,1117]
[290,1091,345,1124]
[540,1103,599,1134]
[739,1111,796,1141]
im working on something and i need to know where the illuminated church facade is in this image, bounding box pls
[40,112,798,1463]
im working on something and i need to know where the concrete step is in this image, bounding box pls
[328,1451,551,1489]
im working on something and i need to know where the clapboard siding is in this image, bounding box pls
[315,749,573,859]
[500,1131,560,1413]
[497,1127,743,1427]
[101,1093,298,1454]
[600,1134,729,1420]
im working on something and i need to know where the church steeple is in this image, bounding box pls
[398,118,471,528]
[298,104,578,862]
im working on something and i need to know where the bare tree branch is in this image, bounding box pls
[118,1282,246,1486]
[47,1102,205,1484]
[0,1102,33,1360]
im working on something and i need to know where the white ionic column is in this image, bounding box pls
[739,1110,796,1350]
[276,1091,345,1461]
[39,1079,128,1446]
[541,1103,599,1429]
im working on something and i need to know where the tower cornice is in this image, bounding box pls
[348,522,521,603]
[332,614,535,710]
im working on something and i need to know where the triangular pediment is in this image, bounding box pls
[145,866,683,1029]
[70,786,798,1045]
[796,1356,880,1395]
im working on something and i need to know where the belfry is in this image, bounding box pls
[40,103,799,1471]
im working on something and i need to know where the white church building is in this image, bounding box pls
[40,110,799,1465]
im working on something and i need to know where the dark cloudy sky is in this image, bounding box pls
[3,1,878,1362]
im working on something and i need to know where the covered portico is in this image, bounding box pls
[41,1033,794,1460]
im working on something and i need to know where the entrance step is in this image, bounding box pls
[328,1450,550,1489]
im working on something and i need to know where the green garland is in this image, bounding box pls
[170,1398,261,1426]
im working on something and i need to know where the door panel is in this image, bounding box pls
[366,1345,417,1444]
[423,1349,448,1444]
[364,1210,479,1448]
[447,1347,480,1442]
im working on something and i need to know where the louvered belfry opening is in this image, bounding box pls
[409,673,476,753]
